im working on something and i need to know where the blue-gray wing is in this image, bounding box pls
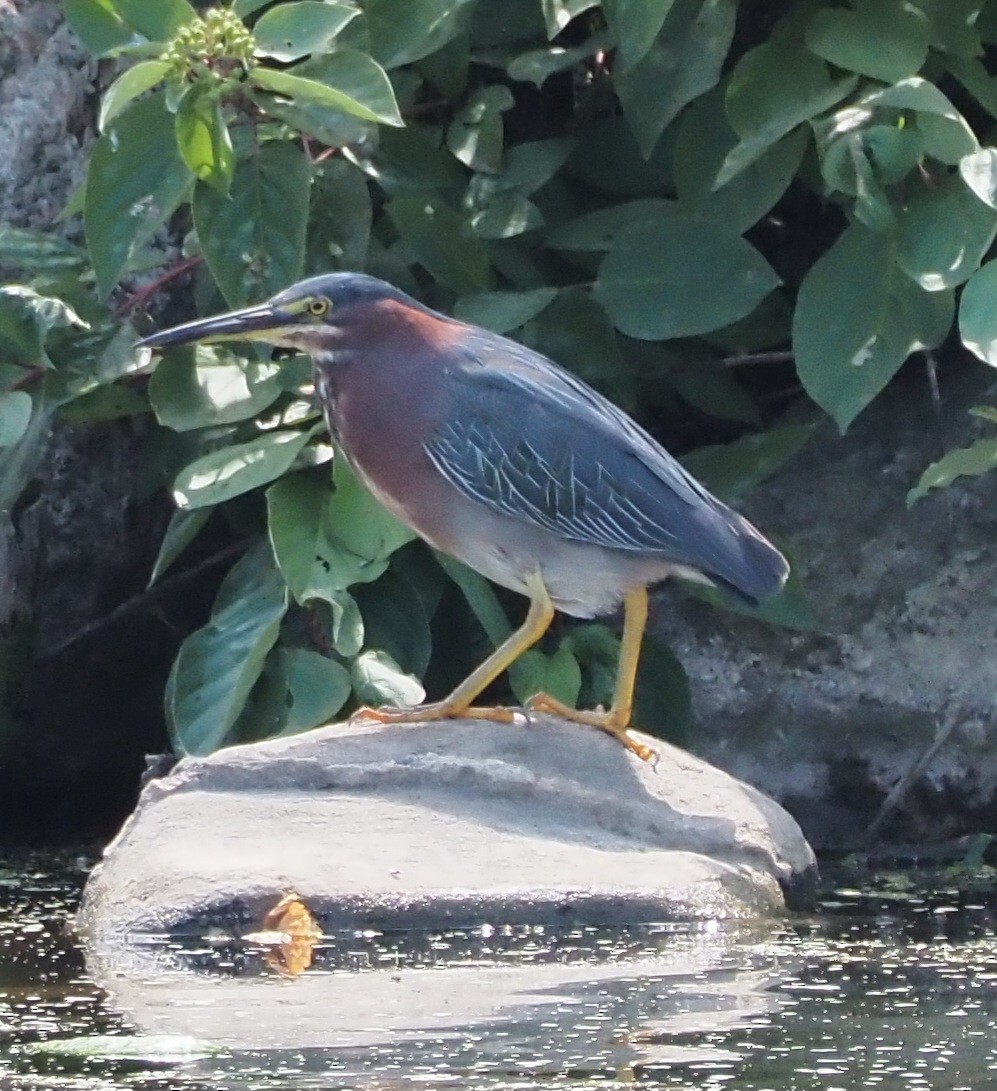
[423,334,788,602]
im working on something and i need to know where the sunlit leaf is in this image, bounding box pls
[253,1,359,62]
[959,259,997,365]
[99,60,170,130]
[173,429,315,509]
[351,648,424,708]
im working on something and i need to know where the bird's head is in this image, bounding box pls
[136,273,424,358]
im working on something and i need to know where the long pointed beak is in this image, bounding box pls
[136,302,286,349]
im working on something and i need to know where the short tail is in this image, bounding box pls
[709,513,789,606]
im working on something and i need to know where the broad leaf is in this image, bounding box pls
[327,457,414,562]
[0,392,32,449]
[960,148,997,210]
[353,569,432,676]
[793,223,955,431]
[0,287,88,368]
[351,648,425,708]
[99,60,170,130]
[680,424,816,500]
[280,648,352,732]
[602,0,675,72]
[85,92,192,297]
[167,545,287,754]
[546,199,676,250]
[471,195,544,239]
[365,0,475,68]
[306,160,372,273]
[252,63,401,127]
[387,196,491,291]
[174,428,315,509]
[291,50,404,127]
[540,0,599,37]
[858,78,978,165]
[614,0,736,158]
[193,141,310,307]
[149,346,283,431]
[446,85,514,173]
[454,288,557,333]
[719,41,856,186]
[175,82,235,193]
[674,86,807,233]
[511,644,582,706]
[0,228,89,277]
[805,1,930,83]
[112,0,196,40]
[595,213,781,339]
[253,2,360,62]
[63,0,133,56]
[959,259,997,365]
[148,507,211,586]
[896,176,997,290]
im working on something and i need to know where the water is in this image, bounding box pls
[2,852,997,1089]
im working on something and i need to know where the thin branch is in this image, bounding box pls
[6,365,46,392]
[39,539,248,664]
[864,705,964,846]
[722,349,794,368]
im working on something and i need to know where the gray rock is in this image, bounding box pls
[657,367,997,848]
[78,715,817,943]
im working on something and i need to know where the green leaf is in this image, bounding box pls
[62,0,132,55]
[614,0,736,158]
[253,1,360,62]
[546,199,676,250]
[960,147,997,209]
[175,83,235,193]
[251,64,400,127]
[280,647,352,731]
[674,85,807,233]
[0,392,32,449]
[959,258,997,365]
[446,85,514,173]
[511,644,582,706]
[595,214,781,339]
[680,424,816,500]
[471,195,544,239]
[193,141,309,308]
[666,362,761,426]
[719,42,856,186]
[167,545,287,754]
[0,286,88,368]
[328,457,415,562]
[234,0,272,15]
[112,0,197,40]
[602,0,675,72]
[454,288,557,333]
[363,125,467,196]
[84,92,192,298]
[365,0,475,68]
[351,648,425,708]
[173,429,315,510]
[99,60,170,130]
[267,471,382,602]
[540,0,599,37]
[907,437,997,504]
[291,50,404,127]
[896,176,997,291]
[306,159,372,273]
[805,1,930,83]
[792,223,955,431]
[149,346,283,431]
[508,34,609,88]
[148,507,211,586]
[858,78,978,165]
[353,569,432,677]
[0,229,88,277]
[387,196,491,291]
[434,554,512,646]
[566,114,674,196]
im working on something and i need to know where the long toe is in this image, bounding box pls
[525,693,658,763]
[350,702,517,726]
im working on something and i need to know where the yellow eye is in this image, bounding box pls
[307,297,330,317]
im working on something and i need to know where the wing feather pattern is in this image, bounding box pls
[423,334,788,603]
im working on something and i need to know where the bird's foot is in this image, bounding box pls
[524,693,658,765]
[350,701,517,726]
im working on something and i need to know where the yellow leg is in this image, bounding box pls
[526,587,657,763]
[351,570,555,726]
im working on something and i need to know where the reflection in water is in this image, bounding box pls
[1,854,997,1089]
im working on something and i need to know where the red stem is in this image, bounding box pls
[114,255,203,319]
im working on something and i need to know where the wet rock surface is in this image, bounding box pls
[78,716,817,942]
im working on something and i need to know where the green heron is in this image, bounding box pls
[139,273,788,761]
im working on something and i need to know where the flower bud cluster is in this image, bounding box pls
[161,8,255,77]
